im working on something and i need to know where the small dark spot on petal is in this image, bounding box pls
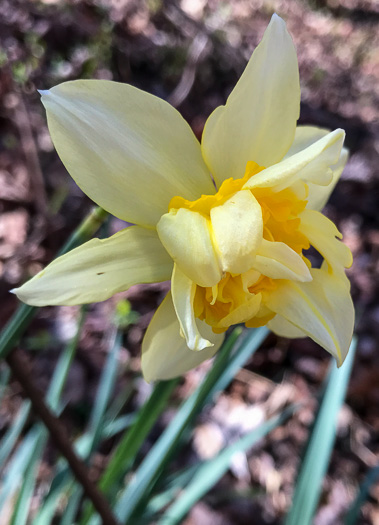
[97,272,105,275]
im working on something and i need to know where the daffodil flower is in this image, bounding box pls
[14,15,354,382]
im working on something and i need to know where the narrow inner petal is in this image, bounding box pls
[254,239,312,282]
[210,190,263,274]
[243,129,345,192]
[299,209,353,276]
[157,207,222,288]
[171,264,213,351]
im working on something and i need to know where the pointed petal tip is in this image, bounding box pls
[37,89,50,97]
[201,10,299,184]
[268,13,288,33]
[330,128,345,144]
[300,268,313,283]
[270,13,284,24]
[9,288,17,295]
[335,345,348,368]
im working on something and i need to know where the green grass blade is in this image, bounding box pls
[144,465,201,518]
[35,327,124,525]
[83,327,250,525]
[285,337,357,525]
[0,367,11,401]
[100,379,179,491]
[46,307,87,412]
[86,329,121,454]
[32,476,75,525]
[0,305,37,360]
[10,432,46,525]
[25,308,85,525]
[101,414,137,438]
[103,382,135,425]
[33,329,120,525]
[60,487,83,525]
[210,326,269,397]
[115,326,267,523]
[0,401,31,470]
[344,463,379,525]
[159,405,298,524]
[0,206,107,360]
[0,428,40,512]
[79,378,178,525]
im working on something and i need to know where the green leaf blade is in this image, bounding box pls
[285,337,357,525]
[159,404,298,525]
[115,326,267,524]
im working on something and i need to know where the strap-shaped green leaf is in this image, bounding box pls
[158,404,298,524]
[114,327,268,524]
[344,463,379,525]
[285,337,357,525]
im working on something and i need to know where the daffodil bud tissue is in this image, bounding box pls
[14,15,354,382]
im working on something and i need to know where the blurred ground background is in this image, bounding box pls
[0,0,378,523]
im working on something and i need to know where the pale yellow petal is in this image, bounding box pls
[241,268,261,290]
[268,314,306,338]
[217,293,262,329]
[285,126,348,211]
[41,81,214,227]
[13,227,172,306]
[244,129,345,192]
[141,293,224,382]
[171,264,212,351]
[283,126,329,158]
[210,190,263,274]
[307,149,348,211]
[265,268,354,365]
[157,208,222,287]
[254,238,312,282]
[299,209,352,274]
[201,14,300,187]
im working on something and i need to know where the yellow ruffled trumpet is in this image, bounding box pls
[14,15,354,381]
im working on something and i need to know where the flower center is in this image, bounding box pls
[163,162,311,332]
[169,162,264,215]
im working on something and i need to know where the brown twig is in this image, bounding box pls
[6,348,120,525]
